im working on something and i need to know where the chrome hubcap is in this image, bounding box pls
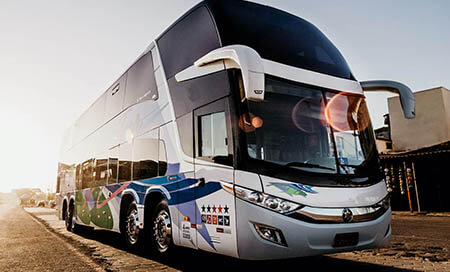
[126,208,139,245]
[153,210,172,252]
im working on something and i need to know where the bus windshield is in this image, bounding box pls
[241,76,378,180]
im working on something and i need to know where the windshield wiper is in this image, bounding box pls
[285,161,335,171]
[339,163,360,168]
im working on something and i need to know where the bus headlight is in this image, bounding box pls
[235,186,301,214]
[373,195,390,210]
[381,195,390,210]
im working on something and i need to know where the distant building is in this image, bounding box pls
[375,114,392,153]
[376,87,450,212]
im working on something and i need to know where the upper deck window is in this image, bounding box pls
[210,1,354,80]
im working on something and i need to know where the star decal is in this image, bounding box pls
[212,205,217,213]
[207,205,211,212]
[218,205,223,213]
[201,205,206,212]
[224,205,229,214]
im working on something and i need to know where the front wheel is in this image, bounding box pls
[149,199,173,258]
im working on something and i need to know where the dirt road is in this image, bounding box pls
[1,192,449,271]
[0,193,102,272]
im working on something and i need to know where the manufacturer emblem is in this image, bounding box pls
[342,208,353,223]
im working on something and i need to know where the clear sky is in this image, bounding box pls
[0,0,449,193]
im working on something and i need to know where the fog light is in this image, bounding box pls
[253,223,287,247]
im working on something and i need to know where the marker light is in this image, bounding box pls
[235,186,301,214]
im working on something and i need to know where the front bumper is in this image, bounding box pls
[235,198,391,260]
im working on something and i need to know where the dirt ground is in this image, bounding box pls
[375,214,449,262]
[1,191,449,271]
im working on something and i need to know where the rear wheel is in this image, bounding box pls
[65,202,75,232]
[149,199,173,258]
[122,201,142,250]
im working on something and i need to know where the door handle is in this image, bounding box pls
[197,178,206,187]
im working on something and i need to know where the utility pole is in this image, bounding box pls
[411,161,421,212]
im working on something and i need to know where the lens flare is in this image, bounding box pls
[291,98,318,133]
[325,92,370,132]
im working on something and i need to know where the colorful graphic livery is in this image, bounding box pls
[56,0,415,261]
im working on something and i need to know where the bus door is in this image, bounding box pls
[193,97,238,257]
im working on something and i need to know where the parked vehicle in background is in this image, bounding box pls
[56,0,415,260]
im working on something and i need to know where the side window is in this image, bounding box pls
[199,112,228,157]
[105,75,127,123]
[194,97,234,167]
[75,164,82,190]
[132,131,159,180]
[124,53,158,108]
[93,156,108,187]
[119,142,132,183]
[157,6,220,79]
[108,145,119,185]
[81,159,94,189]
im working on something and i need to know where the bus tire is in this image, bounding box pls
[121,201,142,250]
[149,198,173,258]
[65,202,76,232]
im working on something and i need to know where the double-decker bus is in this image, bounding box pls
[56,0,415,260]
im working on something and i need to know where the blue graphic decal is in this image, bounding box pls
[177,201,215,250]
[100,174,223,251]
[166,182,222,205]
[268,182,318,197]
[163,178,197,192]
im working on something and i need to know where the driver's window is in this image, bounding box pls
[199,112,228,158]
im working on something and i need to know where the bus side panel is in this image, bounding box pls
[159,122,193,248]
[193,165,238,258]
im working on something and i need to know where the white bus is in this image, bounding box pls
[56,0,415,260]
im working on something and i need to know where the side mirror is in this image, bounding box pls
[175,45,265,102]
[360,80,415,119]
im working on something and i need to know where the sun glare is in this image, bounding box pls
[0,112,59,193]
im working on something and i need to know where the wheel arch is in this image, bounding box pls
[62,198,68,220]
[143,190,167,229]
[119,192,137,232]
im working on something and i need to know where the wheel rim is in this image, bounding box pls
[126,208,140,245]
[153,210,172,252]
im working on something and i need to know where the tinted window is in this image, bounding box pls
[209,0,353,80]
[93,157,108,187]
[75,164,82,190]
[81,159,94,189]
[132,131,159,180]
[105,75,127,122]
[119,142,132,183]
[167,70,230,118]
[176,112,193,157]
[157,6,220,79]
[108,146,119,184]
[124,53,158,108]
